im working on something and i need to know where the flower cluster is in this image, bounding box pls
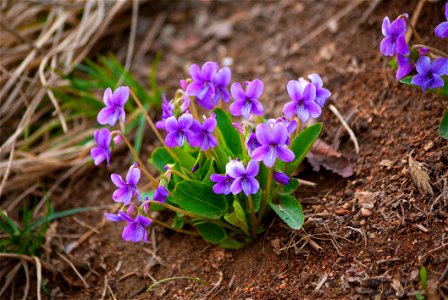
[380,10,448,89]
[92,60,330,246]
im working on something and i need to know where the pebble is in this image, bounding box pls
[359,219,366,226]
[335,208,350,216]
[361,208,372,217]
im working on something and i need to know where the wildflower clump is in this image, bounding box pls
[380,4,448,138]
[92,61,330,248]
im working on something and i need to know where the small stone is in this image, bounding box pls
[400,168,410,177]
[361,208,372,217]
[359,219,366,226]
[380,159,393,167]
[335,208,350,216]
[342,202,350,209]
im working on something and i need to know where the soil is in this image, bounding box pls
[6,0,448,299]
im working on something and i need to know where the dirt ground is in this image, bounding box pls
[8,0,448,299]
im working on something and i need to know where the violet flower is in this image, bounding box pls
[380,16,409,56]
[91,128,111,166]
[213,67,232,105]
[273,171,290,185]
[411,56,448,91]
[210,174,234,195]
[104,212,123,222]
[97,86,129,126]
[226,160,260,196]
[153,186,168,203]
[283,80,321,122]
[155,95,174,130]
[308,74,331,107]
[118,211,151,243]
[111,164,141,204]
[165,113,195,148]
[435,3,448,38]
[396,54,415,80]
[186,61,218,109]
[229,79,265,118]
[189,114,218,151]
[251,122,295,167]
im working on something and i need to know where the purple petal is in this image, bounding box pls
[429,74,444,89]
[416,56,430,74]
[396,35,409,56]
[251,99,264,116]
[97,106,120,126]
[246,79,264,99]
[315,88,331,107]
[214,67,231,86]
[118,211,134,223]
[112,86,130,107]
[186,82,205,97]
[202,117,217,132]
[305,101,322,119]
[229,100,245,117]
[165,116,178,132]
[136,215,151,226]
[230,177,242,195]
[96,128,111,147]
[189,64,203,82]
[240,178,253,196]
[165,132,179,148]
[111,174,126,188]
[296,103,310,122]
[103,87,113,106]
[246,177,259,195]
[445,3,448,20]
[303,83,316,102]
[381,17,390,36]
[251,146,269,162]
[273,171,290,185]
[104,213,122,222]
[396,55,414,80]
[122,223,146,242]
[411,74,428,89]
[277,146,295,163]
[178,114,193,129]
[213,179,232,195]
[263,145,278,168]
[286,80,300,101]
[380,36,396,56]
[283,101,297,118]
[210,174,226,183]
[255,123,271,145]
[202,62,219,81]
[230,82,246,102]
[246,160,259,177]
[431,58,448,75]
[91,148,106,166]
[126,167,140,186]
[388,18,407,36]
[113,187,131,204]
[271,123,288,145]
[308,73,323,88]
[226,160,245,178]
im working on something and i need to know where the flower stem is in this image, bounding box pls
[142,200,238,231]
[294,117,301,138]
[239,133,248,162]
[257,168,273,226]
[412,44,448,58]
[129,90,178,161]
[189,96,200,121]
[147,215,199,236]
[167,169,190,181]
[113,131,159,188]
[247,194,257,239]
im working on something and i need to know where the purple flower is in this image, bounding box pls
[380,16,409,56]
[189,114,218,151]
[153,186,168,203]
[229,79,265,118]
[283,80,321,122]
[111,164,141,204]
[210,174,234,195]
[246,132,262,155]
[104,212,123,222]
[165,114,195,148]
[90,128,111,166]
[251,122,295,167]
[411,56,448,91]
[272,117,297,145]
[118,211,151,242]
[435,3,448,38]
[226,160,259,196]
[155,95,174,129]
[97,86,129,126]
[396,54,415,80]
[308,74,331,107]
[273,171,290,185]
[213,67,232,105]
[186,62,218,109]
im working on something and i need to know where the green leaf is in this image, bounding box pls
[218,237,246,249]
[172,214,185,229]
[399,76,413,85]
[29,207,99,231]
[149,147,174,172]
[286,123,322,175]
[420,266,427,292]
[202,161,215,186]
[283,179,299,194]
[214,108,242,156]
[173,181,228,219]
[269,195,304,230]
[196,222,227,243]
[439,111,448,139]
[172,148,196,170]
[224,200,249,236]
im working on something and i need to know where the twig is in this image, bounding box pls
[315,273,328,291]
[21,260,30,300]
[57,252,89,288]
[405,0,426,43]
[329,104,359,154]
[118,0,139,85]
[0,140,15,198]
[33,256,42,300]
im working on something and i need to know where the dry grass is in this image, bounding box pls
[0,0,140,210]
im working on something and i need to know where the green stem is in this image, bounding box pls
[247,194,257,239]
[147,215,199,236]
[257,168,273,225]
